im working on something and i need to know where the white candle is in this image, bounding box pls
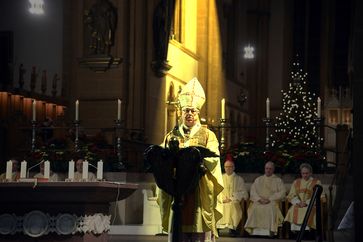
[97,160,103,180]
[44,160,50,179]
[75,100,79,121]
[68,160,75,180]
[82,161,88,180]
[20,160,27,179]
[317,97,321,118]
[6,160,12,181]
[266,98,270,118]
[32,100,36,121]
[117,99,121,120]
[221,98,225,119]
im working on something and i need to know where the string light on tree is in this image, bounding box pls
[271,56,321,149]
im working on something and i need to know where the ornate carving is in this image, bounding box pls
[0,211,110,237]
[84,0,117,55]
[80,0,121,72]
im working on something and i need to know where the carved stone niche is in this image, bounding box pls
[79,0,122,72]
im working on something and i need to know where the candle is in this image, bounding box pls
[97,160,103,180]
[75,100,79,121]
[68,160,75,180]
[44,160,50,179]
[6,160,12,181]
[266,98,270,118]
[82,161,88,180]
[20,160,27,179]
[32,100,36,121]
[221,98,225,119]
[317,97,321,118]
[117,99,121,120]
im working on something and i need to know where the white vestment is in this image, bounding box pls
[244,174,286,236]
[34,172,60,182]
[217,172,248,229]
[74,171,97,181]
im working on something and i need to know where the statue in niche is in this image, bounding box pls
[84,0,117,55]
[151,0,175,77]
[153,0,168,61]
[52,73,59,97]
[18,63,26,90]
[41,70,47,94]
[166,82,178,131]
[30,66,38,92]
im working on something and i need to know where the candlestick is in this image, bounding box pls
[263,118,272,149]
[115,119,126,170]
[317,97,321,118]
[32,100,36,121]
[6,160,12,181]
[82,161,88,180]
[220,118,226,153]
[20,160,27,179]
[74,120,80,152]
[44,160,50,179]
[266,98,270,118]
[117,99,121,121]
[97,160,103,180]
[31,120,37,152]
[221,98,225,119]
[68,160,75,180]
[75,100,79,121]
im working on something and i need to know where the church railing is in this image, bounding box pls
[296,184,324,242]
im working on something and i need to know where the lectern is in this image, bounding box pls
[0,181,138,242]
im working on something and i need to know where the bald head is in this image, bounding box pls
[264,161,275,177]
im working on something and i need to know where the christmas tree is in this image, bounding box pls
[267,58,325,173]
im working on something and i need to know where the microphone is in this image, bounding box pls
[27,160,45,178]
[88,163,97,169]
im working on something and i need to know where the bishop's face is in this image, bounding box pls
[182,107,199,128]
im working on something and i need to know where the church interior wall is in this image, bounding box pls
[0,0,64,96]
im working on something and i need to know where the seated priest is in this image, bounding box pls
[157,77,224,242]
[244,161,286,236]
[33,161,60,182]
[0,158,20,182]
[284,163,324,232]
[74,158,96,182]
[217,154,248,236]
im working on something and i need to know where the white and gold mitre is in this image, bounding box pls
[178,77,206,110]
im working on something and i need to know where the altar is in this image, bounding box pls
[0,181,138,242]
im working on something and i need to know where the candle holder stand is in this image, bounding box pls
[263,118,272,150]
[31,120,37,152]
[314,117,323,148]
[220,118,227,154]
[115,119,126,170]
[74,120,80,152]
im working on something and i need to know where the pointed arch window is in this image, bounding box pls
[171,0,183,43]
